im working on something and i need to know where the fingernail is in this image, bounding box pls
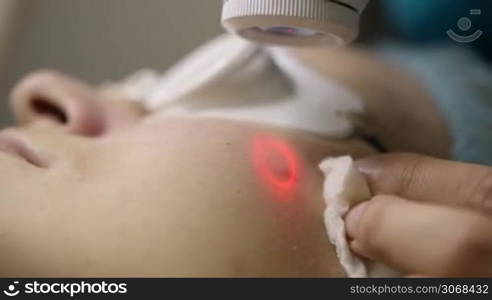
[345,201,370,239]
[355,157,382,175]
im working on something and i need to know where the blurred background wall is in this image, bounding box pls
[0,0,223,126]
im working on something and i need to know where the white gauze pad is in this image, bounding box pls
[319,156,401,277]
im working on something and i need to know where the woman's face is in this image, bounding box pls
[0,70,376,277]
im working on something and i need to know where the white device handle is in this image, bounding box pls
[222,0,369,47]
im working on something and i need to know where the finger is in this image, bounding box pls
[345,195,492,277]
[356,153,492,214]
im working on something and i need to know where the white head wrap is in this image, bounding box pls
[113,34,364,139]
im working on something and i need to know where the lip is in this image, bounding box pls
[0,130,46,168]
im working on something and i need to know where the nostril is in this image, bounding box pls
[31,97,68,124]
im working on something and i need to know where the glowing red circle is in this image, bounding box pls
[253,135,299,190]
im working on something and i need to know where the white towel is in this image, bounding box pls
[114,34,364,139]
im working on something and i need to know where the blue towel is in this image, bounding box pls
[374,42,492,165]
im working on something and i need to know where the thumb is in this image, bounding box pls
[355,153,492,213]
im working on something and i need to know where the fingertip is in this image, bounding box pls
[349,240,370,259]
[345,201,370,239]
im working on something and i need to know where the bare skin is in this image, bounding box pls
[346,153,492,277]
[290,47,451,157]
[0,46,450,277]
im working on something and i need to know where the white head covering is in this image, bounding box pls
[114,34,364,139]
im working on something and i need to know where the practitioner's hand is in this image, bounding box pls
[344,153,492,277]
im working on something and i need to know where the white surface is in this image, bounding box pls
[116,34,365,139]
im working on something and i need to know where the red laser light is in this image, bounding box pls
[252,135,299,190]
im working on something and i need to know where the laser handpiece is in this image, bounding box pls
[221,0,370,47]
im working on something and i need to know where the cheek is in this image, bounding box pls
[252,134,301,197]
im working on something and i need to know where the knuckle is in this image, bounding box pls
[392,153,427,196]
[468,170,492,212]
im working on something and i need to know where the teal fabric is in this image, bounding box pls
[374,42,492,165]
[381,0,492,60]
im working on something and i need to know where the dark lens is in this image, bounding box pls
[261,26,318,37]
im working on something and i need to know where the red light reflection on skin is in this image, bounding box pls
[252,134,299,192]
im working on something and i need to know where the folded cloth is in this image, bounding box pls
[113,34,365,139]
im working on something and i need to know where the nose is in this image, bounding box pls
[10,70,144,136]
[10,70,108,136]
